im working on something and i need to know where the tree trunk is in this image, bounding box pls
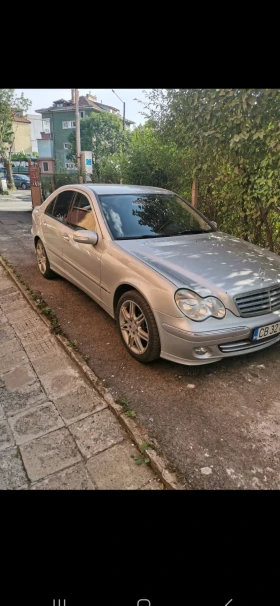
[192,179,198,207]
[3,156,15,189]
[241,198,249,241]
[259,207,274,252]
[253,222,263,247]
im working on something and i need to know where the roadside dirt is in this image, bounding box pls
[1,210,279,489]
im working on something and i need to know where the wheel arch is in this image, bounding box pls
[113,283,154,320]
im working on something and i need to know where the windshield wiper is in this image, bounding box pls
[165,229,211,236]
[115,230,211,240]
[115,234,167,240]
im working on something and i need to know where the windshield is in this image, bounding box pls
[98,193,214,240]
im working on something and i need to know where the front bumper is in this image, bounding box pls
[154,309,280,366]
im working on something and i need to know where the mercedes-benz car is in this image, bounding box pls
[31,184,280,365]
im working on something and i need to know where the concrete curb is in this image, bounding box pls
[0,256,183,490]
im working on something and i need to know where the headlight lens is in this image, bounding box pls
[175,289,226,321]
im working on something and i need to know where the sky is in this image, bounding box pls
[14,89,149,126]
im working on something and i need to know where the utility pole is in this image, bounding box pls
[112,90,125,131]
[123,102,125,131]
[75,89,83,184]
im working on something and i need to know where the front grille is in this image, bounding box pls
[219,333,280,353]
[234,284,280,317]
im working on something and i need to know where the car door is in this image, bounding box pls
[41,189,75,273]
[61,191,102,303]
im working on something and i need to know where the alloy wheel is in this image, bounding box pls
[36,242,47,275]
[119,300,149,355]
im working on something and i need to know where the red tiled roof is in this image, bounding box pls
[67,96,102,111]
[13,116,31,123]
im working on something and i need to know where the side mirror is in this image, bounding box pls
[211,221,217,229]
[73,230,98,246]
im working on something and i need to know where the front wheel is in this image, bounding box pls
[21,182,27,190]
[117,290,161,363]
[35,239,55,279]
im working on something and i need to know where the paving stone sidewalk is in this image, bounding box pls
[0,265,161,489]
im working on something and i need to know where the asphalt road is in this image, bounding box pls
[1,197,279,489]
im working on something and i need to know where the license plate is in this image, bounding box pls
[252,321,280,341]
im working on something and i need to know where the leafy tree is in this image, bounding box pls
[120,122,192,195]
[145,89,280,251]
[0,89,31,188]
[11,152,38,161]
[98,153,123,183]
[67,111,130,181]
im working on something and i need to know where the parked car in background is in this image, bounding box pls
[13,174,30,190]
[31,184,280,366]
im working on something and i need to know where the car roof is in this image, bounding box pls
[14,173,29,178]
[85,184,174,195]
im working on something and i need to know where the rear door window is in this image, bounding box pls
[45,190,75,223]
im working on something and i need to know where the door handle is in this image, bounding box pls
[62,233,69,241]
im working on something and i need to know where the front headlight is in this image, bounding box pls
[175,289,226,321]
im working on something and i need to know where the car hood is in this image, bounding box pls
[116,232,280,298]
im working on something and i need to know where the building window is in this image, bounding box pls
[65,162,76,170]
[43,162,49,172]
[64,143,72,150]
[62,121,75,129]
[80,111,85,119]
[42,119,50,133]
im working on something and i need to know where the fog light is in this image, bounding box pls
[193,346,211,357]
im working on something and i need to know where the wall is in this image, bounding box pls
[38,158,55,175]
[42,108,99,168]
[51,110,76,168]
[38,139,54,158]
[27,114,43,153]
[11,122,32,153]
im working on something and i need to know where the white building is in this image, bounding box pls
[27,114,43,153]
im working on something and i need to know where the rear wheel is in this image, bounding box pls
[117,290,161,363]
[35,239,55,279]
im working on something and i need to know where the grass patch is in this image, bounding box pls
[132,442,151,466]
[67,339,77,348]
[116,397,137,418]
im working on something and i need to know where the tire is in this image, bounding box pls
[35,239,55,279]
[116,290,161,363]
[21,182,27,190]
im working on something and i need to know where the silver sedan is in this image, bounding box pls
[31,184,280,365]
